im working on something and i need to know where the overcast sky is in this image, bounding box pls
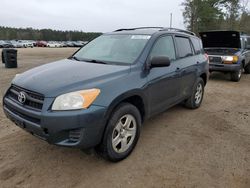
[0,0,185,32]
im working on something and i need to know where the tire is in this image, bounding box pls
[184,78,204,109]
[96,103,141,162]
[231,68,242,82]
[245,63,250,74]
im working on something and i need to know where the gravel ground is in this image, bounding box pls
[0,48,250,188]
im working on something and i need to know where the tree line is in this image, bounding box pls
[0,26,102,41]
[182,0,250,34]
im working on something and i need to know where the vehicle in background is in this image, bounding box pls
[200,31,250,82]
[65,41,75,47]
[72,41,85,47]
[47,41,62,48]
[36,41,48,47]
[0,40,14,48]
[17,40,34,48]
[59,41,68,47]
[10,40,23,48]
[3,27,209,162]
[30,40,37,46]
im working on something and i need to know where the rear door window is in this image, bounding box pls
[175,37,193,58]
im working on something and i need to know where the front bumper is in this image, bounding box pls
[3,96,107,149]
[209,63,241,72]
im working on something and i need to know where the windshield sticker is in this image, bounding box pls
[131,35,151,40]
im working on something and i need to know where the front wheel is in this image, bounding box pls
[184,78,204,109]
[96,103,141,162]
[231,68,242,82]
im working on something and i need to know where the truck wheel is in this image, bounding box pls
[245,63,250,74]
[184,78,204,109]
[231,69,242,82]
[96,103,141,162]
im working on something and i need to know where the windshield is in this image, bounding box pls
[73,34,151,64]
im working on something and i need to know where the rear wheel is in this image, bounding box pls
[184,78,204,109]
[96,103,141,162]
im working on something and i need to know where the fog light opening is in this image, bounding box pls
[43,128,49,135]
[69,129,82,143]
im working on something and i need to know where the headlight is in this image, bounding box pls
[52,89,100,111]
[222,56,238,64]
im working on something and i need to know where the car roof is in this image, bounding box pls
[106,27,196,37]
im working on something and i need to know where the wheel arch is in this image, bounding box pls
[98,90,148,146]
[104,90,148,124]
[200,73,208,86]
[242,59,245,68]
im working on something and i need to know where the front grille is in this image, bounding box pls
[7,85,44,111]
[4,104,41,124]
[209,56,222,64]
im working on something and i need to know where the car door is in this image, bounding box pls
[146,35,182,116]
[174,36,198,99]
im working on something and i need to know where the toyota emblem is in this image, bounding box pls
[18,92,26,104]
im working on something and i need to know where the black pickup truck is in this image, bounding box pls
[200,31,250,82]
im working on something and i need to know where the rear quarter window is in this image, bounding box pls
[191,37,203,54]
[175,37,193,58]
[247,37,250,47]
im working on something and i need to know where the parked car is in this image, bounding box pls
[59,41,68,47]
[10,40,23,48]
[200,31,250,82]
[36,41,48,47]
[47,41,62,48]
[65,41,75,47]
[72,41,85,47]
[18,40,34,48]
[3,27,209,162]
[0,40,14,48]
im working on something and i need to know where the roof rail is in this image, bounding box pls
[114,27,164,32]
[161,27,196,36]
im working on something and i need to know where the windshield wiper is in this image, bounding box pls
[84,59,107,64]
[69,56,81,61]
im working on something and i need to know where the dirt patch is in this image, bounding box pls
[0,48,250,188]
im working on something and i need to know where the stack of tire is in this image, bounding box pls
[1,49,18,68]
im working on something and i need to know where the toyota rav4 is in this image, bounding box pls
[3,27,209,162]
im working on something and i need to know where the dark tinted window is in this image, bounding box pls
[150,36,176,60]
[240,37,245,48]
[247,37,250,47]
[191,38,202,54]
[175,37,193,58]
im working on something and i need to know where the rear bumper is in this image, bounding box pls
[209,63,241,72]
[3,96,107,149]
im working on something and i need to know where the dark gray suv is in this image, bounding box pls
[3,27,209,161]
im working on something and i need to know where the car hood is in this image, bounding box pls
[199,31,241,49]
[203,48,242,56]
[13,59,130,97]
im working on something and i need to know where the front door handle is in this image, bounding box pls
[176,67,181,72]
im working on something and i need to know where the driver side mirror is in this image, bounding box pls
[150,56,171,68]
